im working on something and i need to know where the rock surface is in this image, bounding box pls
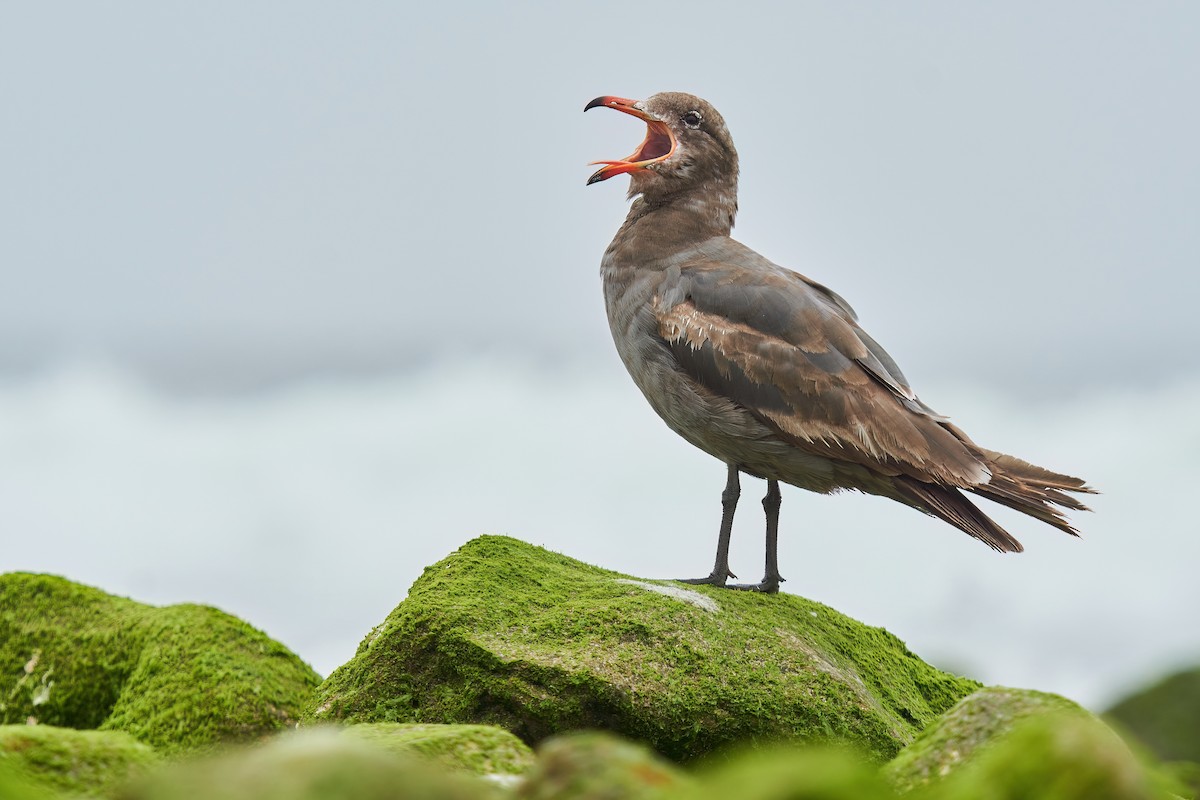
[927,713,1184,800]
[119,729,497,800]
[341,723,534,778]
[0,724,158,799]
[516,731,692,799]
[884,687,1088,792]
[0,759,56,800]
[678,744,896,800]
[0,572,320,753]
[309,535,979,761]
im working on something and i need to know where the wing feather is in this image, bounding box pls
[646,244,1091,549]
[655,261,990,488]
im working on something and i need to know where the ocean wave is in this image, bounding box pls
[1,358,1197,708]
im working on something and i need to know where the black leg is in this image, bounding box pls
[678,464,740,586]
[728,479,785,593]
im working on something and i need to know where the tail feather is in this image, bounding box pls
[981,450,1096,496]
[894,477,1024,553]
[892,449,1095,551]
[971,450,1095,536]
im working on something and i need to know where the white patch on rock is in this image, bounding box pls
[365,624,385,648]
[615,579,720,613]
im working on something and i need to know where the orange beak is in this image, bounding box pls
[584,96,677,185]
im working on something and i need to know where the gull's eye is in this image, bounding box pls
[682,110,703,129]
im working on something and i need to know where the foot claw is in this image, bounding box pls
[678,574,783,594]
[677,572,733,588]
[726,577,783,594]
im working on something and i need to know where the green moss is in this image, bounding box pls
[341,723,534,777]
[0,724,159,798]
[679,743,896,800]
[517,731,692,800]
[1,573,321,754]
[1,575,148,730]
[101,603,320,752]
[1105,666,1200,764]
[120,730,499,800]
[928,714,1184,800]
[0,757,59,800]
[1161,761,1200,798]
[884,687,1087,792]
[309,535,979,762]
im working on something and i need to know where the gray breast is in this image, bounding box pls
[601,258,838,491]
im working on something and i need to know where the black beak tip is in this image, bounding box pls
[584,96,607,112]
[586,171,605,186]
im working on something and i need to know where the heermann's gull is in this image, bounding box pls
[585,92,1094,593]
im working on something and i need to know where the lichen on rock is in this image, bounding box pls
[309,535,980,762]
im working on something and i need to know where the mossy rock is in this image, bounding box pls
[928,714,1185,800]
[120,729,499,800]
[516,731,693,800]
[0,757,59,800]
[1105,666,1200,764]
[0,724,159,799]
[884,687,1088,792]
[341,723,534,778]
[0,573,321,753]
[1161,761,1200,798]
[675,744,896,800]
[309,535,979,762]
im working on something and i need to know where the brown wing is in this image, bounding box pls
[654,259,991,488]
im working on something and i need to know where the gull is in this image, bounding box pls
[586,92,1094,593]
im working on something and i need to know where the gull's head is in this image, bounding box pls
[584,92,738,199]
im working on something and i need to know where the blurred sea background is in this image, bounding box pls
[3,3,1198,711]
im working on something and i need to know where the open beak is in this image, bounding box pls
[584,96,676,185]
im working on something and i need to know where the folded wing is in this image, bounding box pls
[656,258,991,487]
[653,251,1090,552]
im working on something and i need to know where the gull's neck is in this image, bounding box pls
[605,179,739,267]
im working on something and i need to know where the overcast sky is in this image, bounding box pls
[3,2,1198,395]
[3,3,1199,713]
